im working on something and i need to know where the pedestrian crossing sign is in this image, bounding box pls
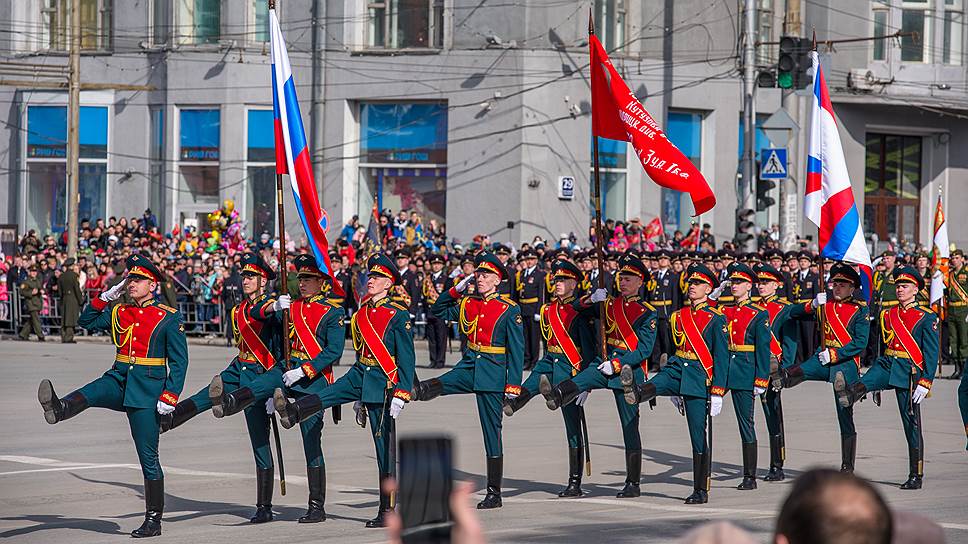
[760,148,787,180]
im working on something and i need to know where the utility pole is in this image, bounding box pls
[66,0,80,259]
[740,0,757,252]
[780,0,802,251]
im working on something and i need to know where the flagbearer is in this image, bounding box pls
[539,254,656,499]
[414,251,524,509]
[159,253,286,523]
[621,264,728,504]
[503,259,595,497]
[835,266,939,489]
[38,254,188,538]
[771,262,870,473]
[274,253,416,527]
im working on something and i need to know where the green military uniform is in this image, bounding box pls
[871,259,898,364]
[275,253,416,528]
[773,262,870,473]
[160,253,284,524]
[18,273,44,341]
[160,274,178,308]
[623,264,728,505]
[38,254,188,538]
[57,261,83,342]
[503,259,595,497]
[947,254,968,378]
[837,266,939,489]
[417,251,524,510]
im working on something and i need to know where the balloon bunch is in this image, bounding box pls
[206,199,247,253]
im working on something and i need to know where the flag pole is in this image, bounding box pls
[589,12,608,362]
[810,28,828,339]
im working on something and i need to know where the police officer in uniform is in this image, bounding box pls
[160,253,286,523]
[57,258,83,343]
[423,253,450,368]
[393,249,420,320]
[415,252,524,509]
[621,263,728,504]
[494,244,514,296]
[516,249,546,371]
[836,265,938,489]
[18,266,44,341]
[274,253,416,527]
[772,262,869,473]
[793,251,819,361]
[540,254,656,499]
[647,249,680,370]
[38,254,188,537]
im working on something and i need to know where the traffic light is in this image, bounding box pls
[777,36,810,89]
[735,208,755,245]
[756,178,777,211]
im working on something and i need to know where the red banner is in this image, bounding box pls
[591,35,716,216]
[643,217,664,241]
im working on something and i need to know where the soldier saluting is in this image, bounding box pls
[835,265,938,489]
[38,254,188,538]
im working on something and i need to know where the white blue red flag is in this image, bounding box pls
[804,50,873,301]
[270,8,342,295]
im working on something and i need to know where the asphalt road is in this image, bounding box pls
[1,338,966,543]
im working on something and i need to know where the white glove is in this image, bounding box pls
[576,391,590,406]
[455,275,474,293]
[670,396,684,412]
[710,394,723,417]
[754,386,767,397]
[273,294,291,312]
[709,281,728,301]
[156,400,175,415]
[813,292,827,307]
[597,359,616,376]
[449,267,462,279]
[818,349,832,365]
[282,367,306,386]
[533,313,541,322]
[265,398,275,414]
[912,385,929,404]
[390,397,405,419]
[99,279,127,302]
[589,288,608,303]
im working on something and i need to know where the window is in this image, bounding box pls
[149,107,165,223]
[176,0,220,45]
[873,7,889,60]
[246,109,277,237]
[594,0,627,52]
[151,0,170,45]
[664,111,703,233]
[591,137,628,221]
[252,0,269,43]
[24,104,108,233]
[42,0,113,51]
[367,0,444,49]
[864,133,922,242]
[901,0,931,62]
[358,103,448,225]
[178,108,220,207]
[944,0,964,64]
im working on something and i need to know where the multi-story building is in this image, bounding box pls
[0,0,964,250]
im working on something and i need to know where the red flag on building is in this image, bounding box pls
[590,35,716,216]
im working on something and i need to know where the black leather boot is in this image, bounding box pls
[160,399,198,434]
[274,388,322,429]
[477,456,503,509]
[949,359,964,380]
[772,365,805,391]
[415,378,444,401]
[250,467,274,523]
[736,441,757,490]
[558,446,584,497]
[38,380,88,424]
[298,466,326,523]
[684,452,709,504]
[131,478,164,538]
[621,365,656,406]
[539,375,579,410]
[502,387,533,417]
[210,375,255,418]
[764,435,785,482]
[365,473,394,528]
[841,434,857,473]
[615,450,642,498]
[900,447,923,490]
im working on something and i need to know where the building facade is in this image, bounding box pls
[0,0,965,250]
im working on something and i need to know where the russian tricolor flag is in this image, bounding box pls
[803,50,872,302]
[270,8,342,294]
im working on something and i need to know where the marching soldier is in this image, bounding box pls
[233,253,344,523]
[647,249,680,370]
[516,249,546,371]
[423,254,450,369]
[835,265,938,489]
[57,258,83,343]
[415,252,524,509]
[793,251,820,362]
[772,262,870,473]
[754,263,804,481]
[621,263,728,504]
[38,254,188,537]
[539,254,656,498]
[274,253,416,527]
[159,253,286,523]
[18,266,44,341]
[948,249,968,379]
[503,259,595,496]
